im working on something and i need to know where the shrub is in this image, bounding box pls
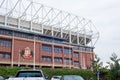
[0,67,93,80]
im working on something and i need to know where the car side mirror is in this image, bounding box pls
[44,75,50,80]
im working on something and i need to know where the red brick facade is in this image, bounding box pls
[0,34,94,69]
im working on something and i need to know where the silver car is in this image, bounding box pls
[60,75,84,80]
[0,76,4,80]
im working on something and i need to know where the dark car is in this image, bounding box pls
[60,75,84,80]
[51,76,62,80]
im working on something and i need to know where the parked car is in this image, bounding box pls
[51,76,61,80]
[60,75,84,80]
[0,76,4,80]
[8,70,46,80]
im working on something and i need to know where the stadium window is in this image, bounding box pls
[90,48,93,52]
[38,36,53,42]
[64,48,72,54]
[0,52,11,59]
[38,36,44,41]
[5,54,11,58]
[0,54,3,58]
[0,39,12,47]
[45,38,52,42]
[14,32,34,39]
[74,52,79,58]
[79,47,86,51]
[85,47,93,52]
[54,57,62,62]
[0,29,12,36]
[74,61,79,65]
[73,46,79,50]
[42,56,52,62]
[53,39,62,44]
[54,46,62,53]
[42,44,52,52]
[64,58,72,63]
[86,47,90,52]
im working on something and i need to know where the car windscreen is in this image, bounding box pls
[16,71,43,77]
[63,76,84,80]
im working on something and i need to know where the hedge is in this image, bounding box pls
[0,67,94,80]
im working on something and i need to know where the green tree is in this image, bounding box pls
[107,53,120,80]
[91,54,103,80]
[92,54,103,72]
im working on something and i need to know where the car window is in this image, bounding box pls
[16,71,43,77]
[63,76,84,80]
[53,76,61,79]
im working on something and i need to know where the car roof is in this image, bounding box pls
[62,75,84,80]
[52,76,62,77]
[19,69,42,71]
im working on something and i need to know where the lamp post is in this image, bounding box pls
[69,44,71,69]
[97,69,100,80]
[96,66,100,80]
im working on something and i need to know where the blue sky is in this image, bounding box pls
[36,0,120,65]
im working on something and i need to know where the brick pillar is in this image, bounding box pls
[52,45,54,68]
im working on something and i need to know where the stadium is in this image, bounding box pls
[0,0,99,69]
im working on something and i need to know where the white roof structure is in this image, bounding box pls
[0,0,99,47]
